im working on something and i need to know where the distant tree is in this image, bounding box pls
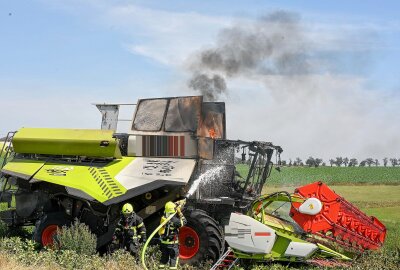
[374,159,379,167]
[306,157,315,167]
[343,157,349,167]
[329,159,335,167]
[315,158,323,167]
[359,160,366,167]
[295,158,302,167]
[335,157,344,167]
[281,160,287,166]
[383,158,388,167]
[288,159,292,167]
[390,158,398,167]
[365,158,374,167]
[322,162,326,167]
[349,158,358,167]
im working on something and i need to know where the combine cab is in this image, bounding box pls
[0,96,281,265]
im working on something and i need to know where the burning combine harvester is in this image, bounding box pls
[0,96,386,269]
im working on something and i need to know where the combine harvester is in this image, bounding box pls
[0,96,386,268]
[0,96,282,265]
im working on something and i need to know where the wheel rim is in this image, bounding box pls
[41,225,58,247]
[179,226,200,259]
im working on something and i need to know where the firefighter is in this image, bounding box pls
[158,201,187,270]
[113,203,146,257]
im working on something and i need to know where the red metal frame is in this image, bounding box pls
[290,182,386,251]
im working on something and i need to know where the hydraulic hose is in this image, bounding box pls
[140,211,177,270]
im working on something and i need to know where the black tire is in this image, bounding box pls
[33,212,71,247]
[180,209,224,265]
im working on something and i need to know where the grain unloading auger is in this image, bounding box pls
[213,182,386,269]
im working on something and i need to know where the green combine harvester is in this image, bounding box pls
[0,96,282,265]
[0,96,386,268]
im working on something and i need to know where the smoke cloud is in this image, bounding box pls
[188,11,312,100]
[186,11,400,160]
[188,73,226,101]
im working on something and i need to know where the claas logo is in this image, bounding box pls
[45,166,74,176]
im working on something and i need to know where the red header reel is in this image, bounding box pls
[290,182,386,251]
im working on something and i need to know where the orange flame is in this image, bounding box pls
[209,128,216,139]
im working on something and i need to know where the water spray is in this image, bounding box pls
[186,166,224,198]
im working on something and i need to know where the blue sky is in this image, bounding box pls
[1,0,399,160]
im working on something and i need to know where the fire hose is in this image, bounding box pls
[141,199,186,270]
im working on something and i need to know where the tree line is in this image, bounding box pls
[279,157,400,167]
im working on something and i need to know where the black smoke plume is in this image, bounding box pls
[187,11,310,100]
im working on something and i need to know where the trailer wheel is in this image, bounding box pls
[179,209,224,264]
[33,212,71,247]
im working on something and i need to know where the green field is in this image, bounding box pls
[236,165,400,186]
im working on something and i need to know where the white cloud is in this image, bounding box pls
[42,1,398,65]
[225,74,400,161]
[100,4,396,63]
[99,3,232,65]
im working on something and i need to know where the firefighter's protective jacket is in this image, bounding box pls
[115,213,146,242]
[158,214,187,244]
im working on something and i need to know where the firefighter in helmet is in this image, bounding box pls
[113,203,146,257]
[158,201,187,269]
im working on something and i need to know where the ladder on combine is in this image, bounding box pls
[0,131,16,170]
[0,131,16,206]
[210,248,238,270]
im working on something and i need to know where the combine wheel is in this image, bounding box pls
[33,212,71,247]
[179,209,224,264]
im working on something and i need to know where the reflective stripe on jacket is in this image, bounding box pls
[159,214,187,244]
[115,213,146,239]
